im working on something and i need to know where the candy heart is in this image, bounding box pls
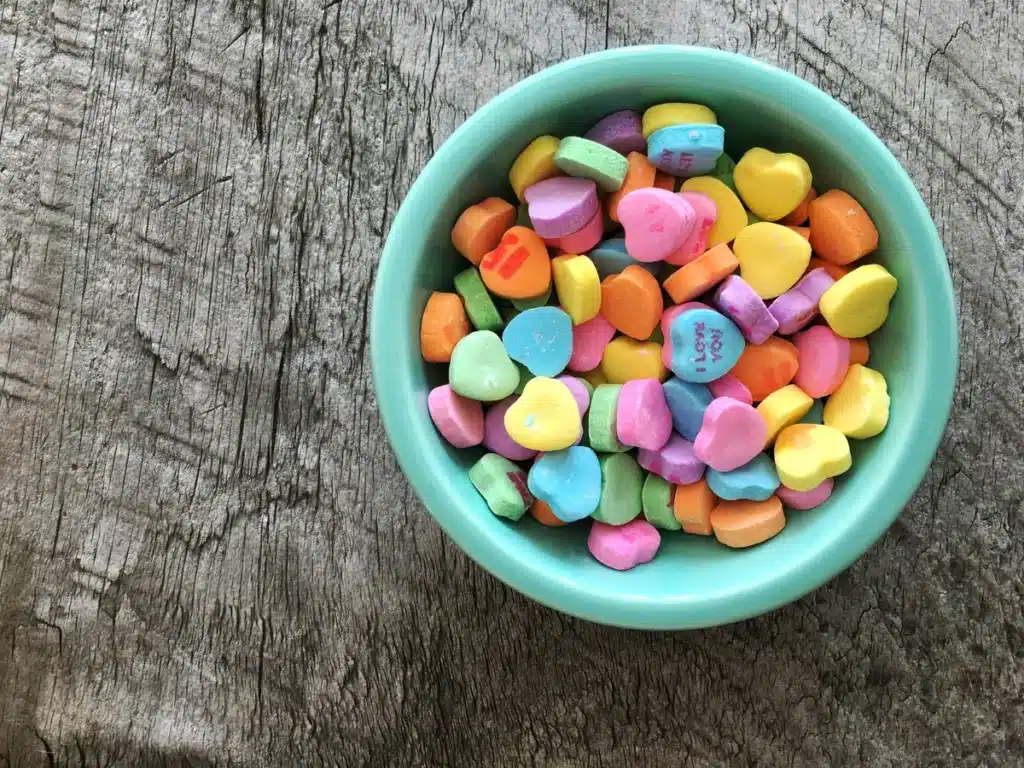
[647,124,725,177]
[642,473,680,530]
[637,432,706,484]
[509,135,562,202]
[428,385,485,448]
[591,452,643,525]
[616,378,673,451]
[588,519,661,570]
[551,254,601,325]
[734,147,812,221]
[662,377,714,440]
[527,445,602,522]
[483,397,538,461]
[617,188,696,263]
[767,267,835,335]
[449,330,520,401]
[588,384,627,453]
[584,110,647,156]
[792,325,850,398]
[706,453,779,501]
[680,176,747,247]
[479,226,552,299]
[523,177,600,238]
[729,337,800,402]
[733,222,811,299]
[668,308,744,383]
[660,302,710,368]
[673,478,716,535]
[777,478,834,510]
[693,398,767,472]
[601,337,666,384]
[666,191,717,265]
[756,384,814,445]
[713,275,779,344]
[453,267,503,332]
[642,103,717,138]
[553,136,630,192]
[710,497,786,548]
[774,423,851,492]
[568,314,616,372]
[469,453,533,520]
[588,238,665,280]
[823,364,890,438]
[501,306,573,377]
[819,264,898,338]
[707,373,753,405]
[504,377,581,451]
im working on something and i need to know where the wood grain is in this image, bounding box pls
[0,0,1021,765]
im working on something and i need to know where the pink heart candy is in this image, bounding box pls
[428,385,485,448]
[617,188,696,263]
[693,397,767,472]
[616,378,672,451]
[792,325,850,398]
[588,519,661,571]
[543,208,604,253]
[777,478,834,510]
[637,432,706,484]
[707,373,753,405]
[568,315,616,372]
[665,192,717,266]
[524,177,600,239]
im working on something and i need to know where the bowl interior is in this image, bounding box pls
[372,47,956,629]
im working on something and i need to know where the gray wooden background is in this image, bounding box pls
[0,0,1020,764]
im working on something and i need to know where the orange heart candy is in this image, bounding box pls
[479,226,552,299]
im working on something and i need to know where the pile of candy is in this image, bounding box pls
[420,103,896,571]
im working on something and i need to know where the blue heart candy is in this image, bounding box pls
[662,377,713,441]
[588,238,664,280]
[669,308,744,383]
[527,445,601,522]
[647,124,725,177]
[502,306,572,377]
[706,453,780,501]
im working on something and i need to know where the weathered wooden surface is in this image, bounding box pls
[0,0,1020,764]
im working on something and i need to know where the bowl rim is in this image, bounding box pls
[370,45,958,629]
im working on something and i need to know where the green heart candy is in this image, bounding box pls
[642,473,681,530]
[449,330,520,402]
[591,452,642,525]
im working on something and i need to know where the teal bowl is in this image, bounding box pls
[371,46,957,629]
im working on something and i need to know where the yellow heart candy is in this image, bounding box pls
[756,384,814,445]
[642,103,717,139]
[552,253,601,325]
[509,136,562,201]
[819,264,897,338]
[734,148,812,221]
[504,377,581,451]
[600,337,666,384]
[733,222,811,298]
[823,364,890,438]
[679,176,747,247]
[774,423,852,492]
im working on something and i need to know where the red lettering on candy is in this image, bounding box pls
[507,471,531,504]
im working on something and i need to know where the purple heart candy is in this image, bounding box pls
[767,268,836,335]
[637,432,706,484]
[524,177,600,239]
[583,110,647,156]
[713,275,779,344]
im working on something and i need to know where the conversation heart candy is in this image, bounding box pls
[710,497,786,548]
[662,377,714,440]
[479,226,552,299]
[733,222,811,299]
[530,498,566,526]
[641,473,680,530]
[819,264,898,338]
[774,424,851,492]
[808,189,878,265]
[554,137,630,192]
[618,188,696,263]
[673,478,716,535]
[524,177,600,238]
[468,453,533,520]
[728,337,799,402]
[601,337,666,384]
[706,453,779,501]
[756,384,814,445]
[588,519,661,570]
[504,377,581,451]
[584,110,647,156]
[607,152,658,222]
[647,124,725,176]
[588,238,664,279]
[544,208,604,253]
[552,252,598,325]
[824,364,890,438]
[665,191,717,266]
[453,267,504,332]
[680,176,747,247]
[527,445,602,522]
[509,135,562,201]
[421,291,471,362]
[668,308,744,383]
[601,265,665,339]
[777,478,834,510]
[483,396,538,461]
[449,330,520,401]
[637,432,705,484]
[588,383,627,453]
[568,314,616,372]
[713,275,779,344]
[707,373,753,405]
[428,385,485,448]
[502,306,573,377]
[792,325,850,398]
[767,267,835,335]
[451,197,518,265]
[642,103,717,138]
[616,378,673,451]
[734,148,813,221]
[660,301,710,368]
[662,242,739,304]
[557,375,592,416]
[693,398,767,472]
[591,452,643,525]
